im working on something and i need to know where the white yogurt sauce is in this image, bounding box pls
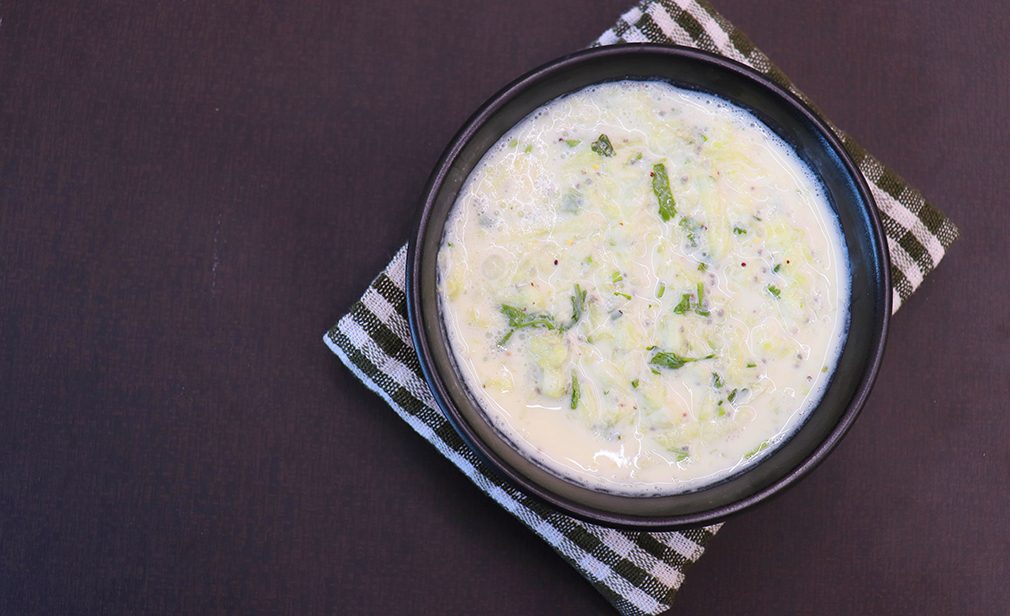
[437,81,849,495]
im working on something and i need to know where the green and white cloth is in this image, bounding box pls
[324,1,959,613]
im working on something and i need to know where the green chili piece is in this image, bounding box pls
[651,163,677,222]
[562,284,588,331]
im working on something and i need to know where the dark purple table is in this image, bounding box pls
[2,2,1008,613]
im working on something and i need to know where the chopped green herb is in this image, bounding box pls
[613,291,632,300]
[508,138,518,148]
[656,282,666,298]
[673,286,709,317]
[564,139,581,147]
[610,271,623,283]
[501,305,556,330]
[767,284,782,299]
[631,379,640,389]
[630,152,643,163]
[717,407,726,417]
[733,226,747,235]
[649,350,714,371]
[697,262,708,272]
[651,163,677,222]
[673,293,692,315]
[645,345,657,351]
[672,448,690,462]
[727,388,738,403]
[746,361,757,368]
[498,304,558,345]
[563,284,588,330]
[711,373,724,389]
[773,263,782,273]
[524,144,533,154]
[744,440,770,460]
[570,372,580,409]
[591,134,615,157]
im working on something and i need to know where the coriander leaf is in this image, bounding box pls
[561,284,587,331]
[631,379,640,389]
[733,226,747,235]
[500,304,557,330]
[712,372,724,389]
[649,350,714,371]
[697,262,708,272]
[673,294,692,315]
[651,163,677,221]
[591,134,615,157]
[767,284,782,299]
[773,263,782,273]
[499,304,558,345]
[610,271,623,283]
[727,388,738,403]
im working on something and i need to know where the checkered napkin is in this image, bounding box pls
[324,1,959,613]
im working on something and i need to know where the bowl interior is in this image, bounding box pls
[408,45,889,529]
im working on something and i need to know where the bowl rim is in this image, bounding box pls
[406,43,891,530]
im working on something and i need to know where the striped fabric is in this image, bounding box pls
[325,1,959,614]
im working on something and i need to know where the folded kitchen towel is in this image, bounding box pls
[323,1,959,614]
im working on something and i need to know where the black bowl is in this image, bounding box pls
[406,44,890,530]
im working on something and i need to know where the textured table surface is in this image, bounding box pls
[2,2,1008,614]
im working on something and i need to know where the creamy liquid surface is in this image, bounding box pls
[437,81,849,495]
